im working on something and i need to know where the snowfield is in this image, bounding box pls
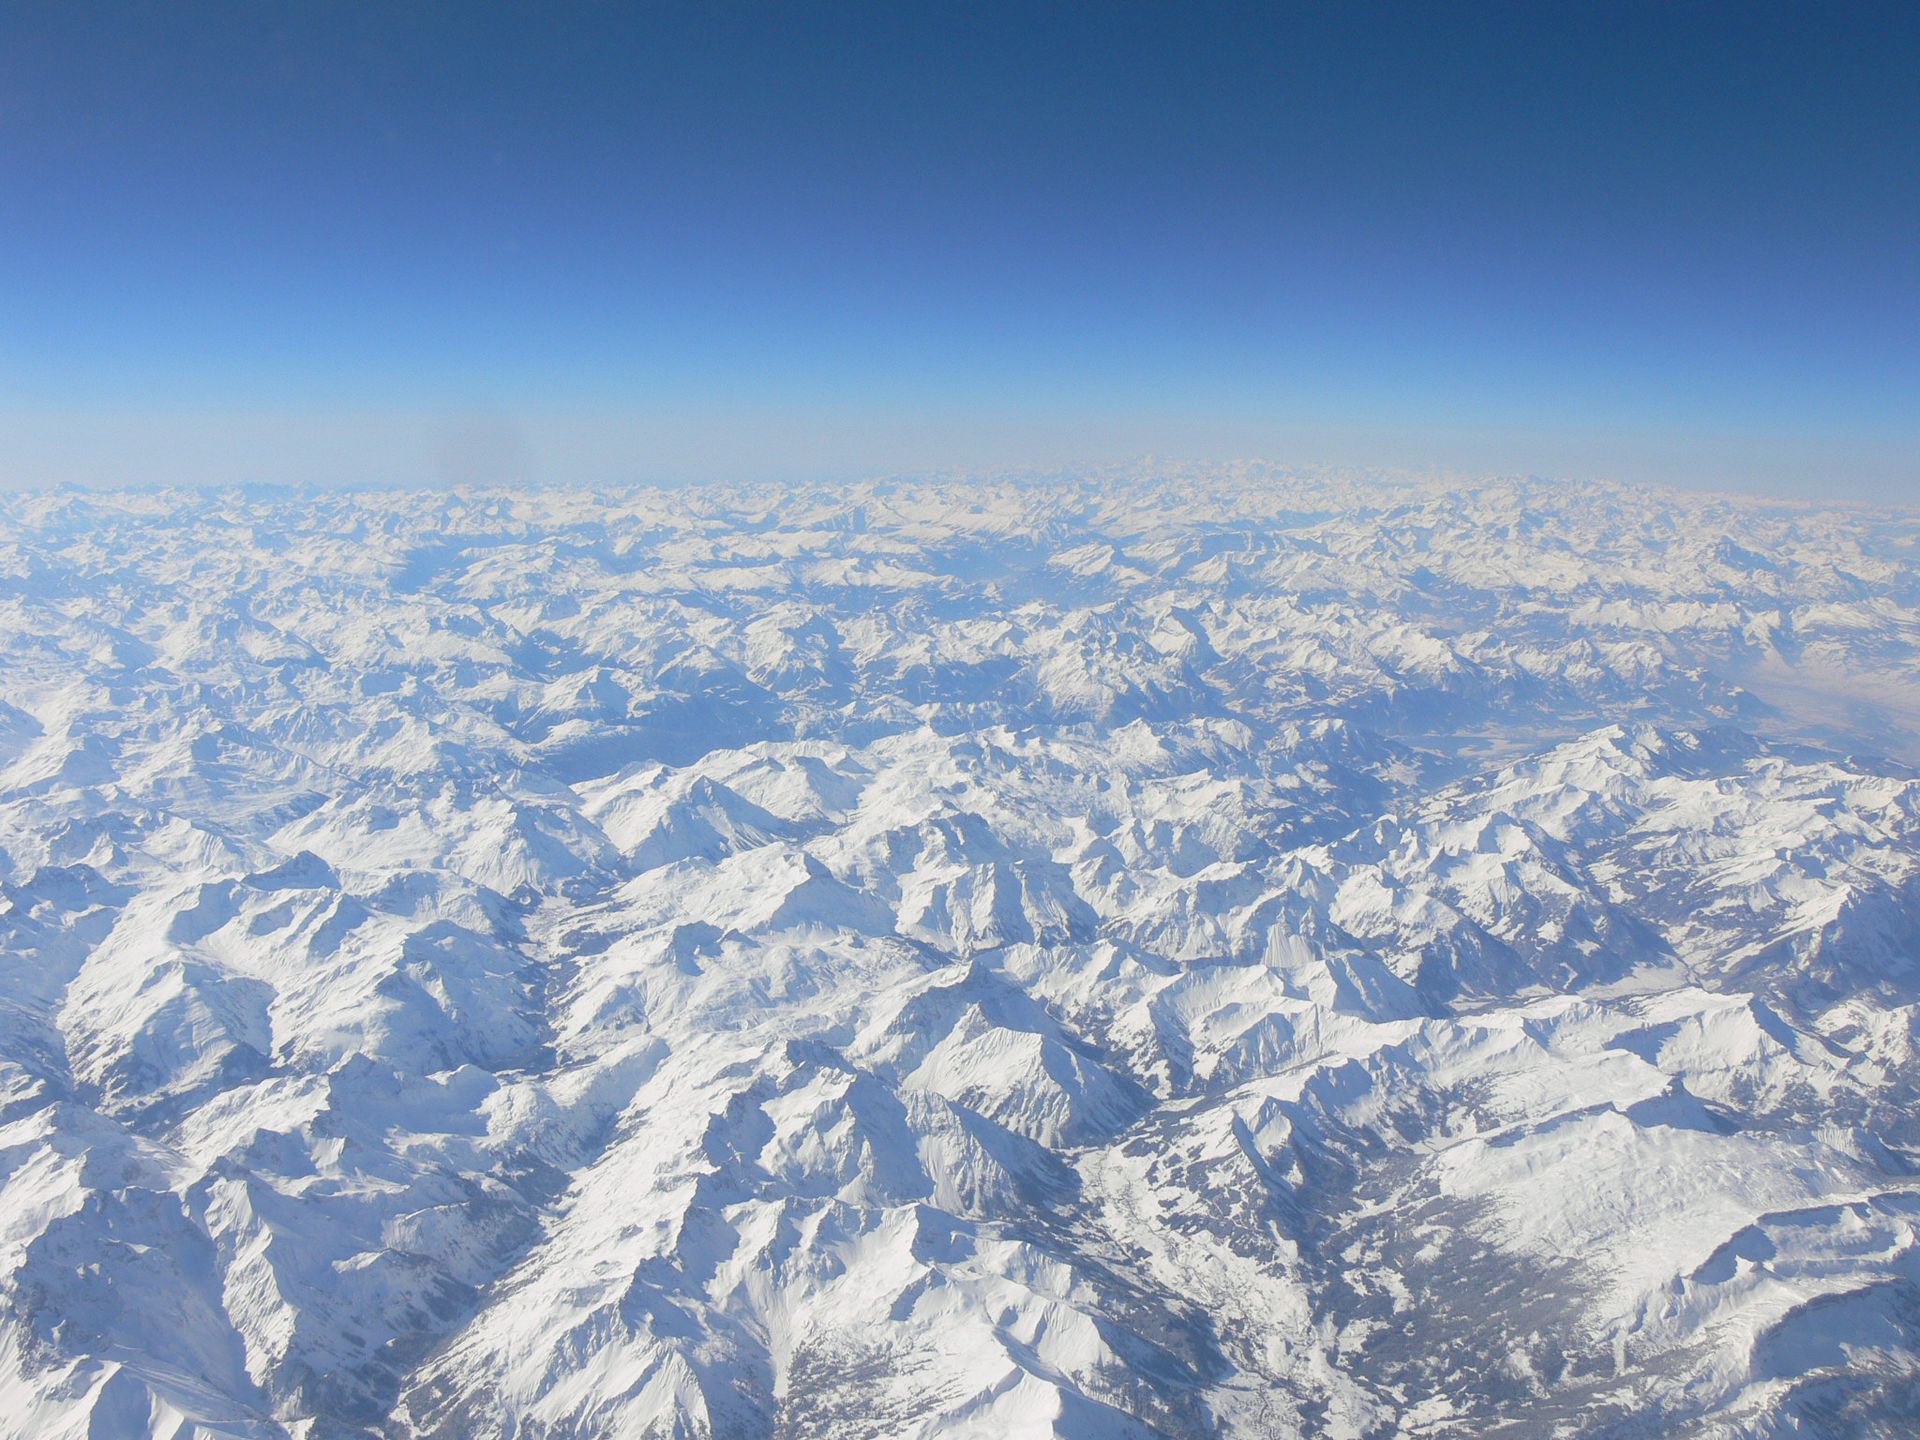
[1,469,1918,1439]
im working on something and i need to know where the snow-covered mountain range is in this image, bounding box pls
[2,470,1917,1438]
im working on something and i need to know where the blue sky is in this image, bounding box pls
[2,2,1915,495]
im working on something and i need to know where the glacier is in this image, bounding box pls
[0,469,1918,1438]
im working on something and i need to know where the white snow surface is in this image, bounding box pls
[1,468,1919,1438]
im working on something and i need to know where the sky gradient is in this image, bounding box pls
[3,1,1916,496]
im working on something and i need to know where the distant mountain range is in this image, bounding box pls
[1,471,1916,1438]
